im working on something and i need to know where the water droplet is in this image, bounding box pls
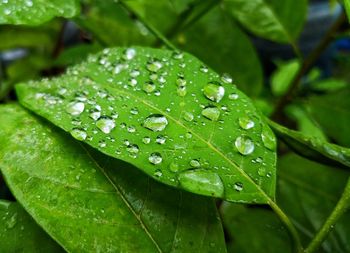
[229,93,239,100]
[147,59,163,72]
[183,112,194,122]
[177,86,187,97]
[130,69,140,77]
[98,140,106,148]
[203,82,225,102]
[200,65,208,73]
[221,73,233,84]
[66,101,85,116]
[190,159,200,168]
[129,78,138,87]
[234,135,254,155]
[143,82,156,93]
[89,110,101,121]
[6,213,17,229]
[234,182,243,192]
[178,170,224,197]
[142,136,151,144]
[143,114,168,132]
[176,77,187,86]
[172,52,184,59]
[169,162,180,172]
[127,125,136,133]
[126,144,139,154]
[130,107,139,115]
[258,167,266,176]
[156,135,167,144]
[261,125,276,151]
[124,48,136,60]
[96,117,116,134]
[154,169,163,177]
[185,132,192,139]
[149,152,163,165]
[70,128,87,141]
[201,106,220,121]
[239,117,255,130]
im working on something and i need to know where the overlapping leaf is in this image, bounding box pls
[0,0,80,25]
[0,104,226,252]
[16,47,277,203]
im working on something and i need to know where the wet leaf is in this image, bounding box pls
[0,200,63,252]
[268,119,350,168]
[16,47,277,203]
[0,104,226,253]
[224,0,307,44]
[0,0,80,26]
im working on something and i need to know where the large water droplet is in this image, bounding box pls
[234,135,254,155]
[143,114,168,132]
[239,117,255,130]
[70,128,87,141]
[178,170,224,197]
[201,106,220,121]
[96,117,116,134]
[149,152,163,165]
[203,82,225,102]
[66,101,85,116]
[261,125,276,151]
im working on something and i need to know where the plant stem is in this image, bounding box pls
[118,1,177,50]
[304,178,350,253]
[272,12,346,120]
[268,199,303,253]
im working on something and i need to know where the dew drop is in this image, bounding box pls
[234,135,254,155]
[127,125,136,133]
[258,167,266,176]
[146,59,163,72]
[201,106,220,121]
[183,112,194,122]
[200,65,208,73]
[149,152,163,165]
[143,114,168,132]
[177,86,187,97]
[203,82,225,102]
[190,159,201,168]
[98,140,106,148]
[234,182,243,192]
[229,93,239,100]
[96,117,116,134]
[169,162,180,172]
[142,136,151,144]
[126,144,139,154]
[154,169,163,177]
[130,107,139,115]
[66,101,85,116]
[70,128,87,141]
[156,135,167,144]
[178,170,224,197]
[89,110,101,121]
[143,82,156,93]
[261,125,276,151]
[124,48,136,60]
[238,117,255,130]
[221,73,233,84]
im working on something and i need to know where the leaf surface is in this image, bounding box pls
[0,0,80,25]
[0,104,226,253]
[0,200,63,252]
[224,0,307,44]
[16,47,277,203]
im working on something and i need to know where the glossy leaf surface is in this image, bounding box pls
[0,200,63,252]
[0,0,80,25]
[0,104,226,253]
[16,47,277,203]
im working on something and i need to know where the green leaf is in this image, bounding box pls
[268,119,350,168]
[306,88,350,147]
[270,59,300,97]
[0,104,226,252]
[344,0,350,23]
[16,47,277,203]
[0,0,80,26]
[221,203,292,253]
[278,154,350,252]
[310,78,348,93]
[53,44,102,67]
[224,0,307,44]
[179,6,263,97]
[0,200,63,252]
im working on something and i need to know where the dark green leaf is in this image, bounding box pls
[16,47,276,203]
[224,0,307,44]
[0,104,226,252]
[344,0,350,22]
[179,6,263,97]
[268,119,350,168]
[310,79,348,93]
[0,200,63,252]
[53,44,102,67]
[0,0,80,26]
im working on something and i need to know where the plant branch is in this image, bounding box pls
[304,178,350,253]
[272,12,346,120]
[118,1,177,50]
[269,200,303,253]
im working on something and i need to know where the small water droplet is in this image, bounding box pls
[201,106,220,121]
[190,159,201,168]
[234,135,254,155]
[127,125,136,133]
[203,82,225,102]
[156,135,167,144]
[127,144,139,154]
[98,140,106,148]
[6,213,17,229]
[147,59,163,72]
[234,182,243,192]
[130,107,139,115]
[89,110,101,121]
[239,117,255,130]
[143,114,168,132]
[169,162,180,172]
[258,167,266,176]
[183,112,194,122]
[200,65,208,73]
[229,93,239,100]
[154,169,163,177]
[177,86,187,97]
[96,117,116,134]
[70,128,87,141]
[130,69,140,77]
[142,136,151,144]
[261,125,276,151]
[124,48,136,60]
[66,101,85,116]
[149,152,163,165]
[221,73,233,84]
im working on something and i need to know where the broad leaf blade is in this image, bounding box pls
[268,119,350,168]
[0,104,226,253]
[0,0,80,25]
[16,47,277,203]
[224,0,307,44]
[0,200,63,252]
